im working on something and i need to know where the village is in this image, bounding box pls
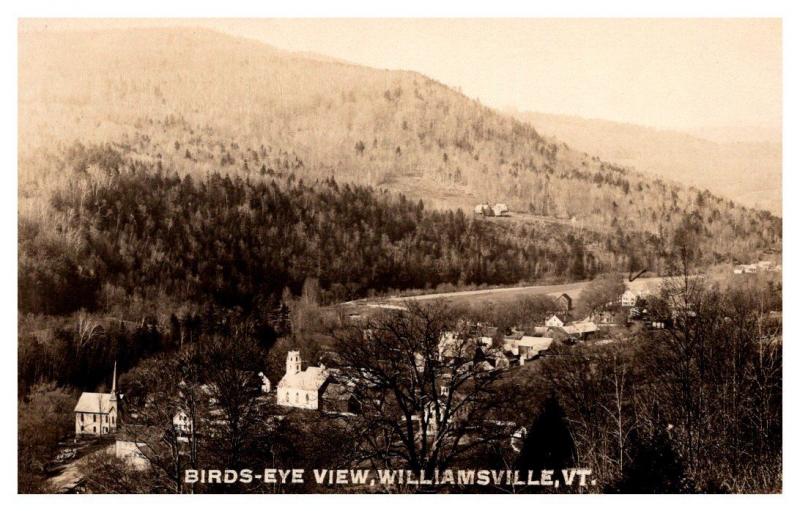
[38,257,784,495]
[49,285,671,486]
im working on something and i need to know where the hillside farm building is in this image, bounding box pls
[556,293,573,312]
[474,204,491,216]
[492,203,509,216]
[474,203,510,217]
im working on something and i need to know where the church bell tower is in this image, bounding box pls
[286,351,301,375]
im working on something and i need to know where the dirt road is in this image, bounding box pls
[344,276,667,309]
[384,281,590,303]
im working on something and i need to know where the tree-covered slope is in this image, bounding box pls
[18,28,781,317]
[20,148,668,314]
[20,28,780,237]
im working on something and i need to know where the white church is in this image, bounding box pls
[277,351,330,410]
[74,363,118,437]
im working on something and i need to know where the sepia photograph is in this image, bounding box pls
[13,12,787,496]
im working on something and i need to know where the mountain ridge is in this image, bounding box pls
[510,110,781,214]
[19,27,781,270]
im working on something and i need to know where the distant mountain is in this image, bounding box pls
[683,125,781,145]
[509,111,781,214]
[19,27,780,268]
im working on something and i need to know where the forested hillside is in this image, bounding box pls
[20,145,670,315]
[20,27,780,266]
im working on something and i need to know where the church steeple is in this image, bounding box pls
[111,361,117,398]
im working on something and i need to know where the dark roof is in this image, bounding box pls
[322,382,355,401]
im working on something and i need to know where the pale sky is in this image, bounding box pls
[22,18,782,132]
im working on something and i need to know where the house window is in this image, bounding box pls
[305,393,309,403]
[80,425,84,432]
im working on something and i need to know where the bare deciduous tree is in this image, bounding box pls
[332,301,510,476]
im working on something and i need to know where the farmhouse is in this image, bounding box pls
[591,310,619,325]
[492,203,509,217]
[474,204,491,216]
[545,314,566,328]
[277,351,331,410]
[620,289,638,307]
[74,363,118,437]
[173,410,193,437]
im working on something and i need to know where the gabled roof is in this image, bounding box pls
[518,336,553,354]
[563,321,598,335]
[278,367,330,392]
[74,392,115,414]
